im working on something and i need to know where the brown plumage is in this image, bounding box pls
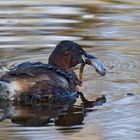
[0,40,106,104]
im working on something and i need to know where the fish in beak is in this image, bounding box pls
[80,53,106,82]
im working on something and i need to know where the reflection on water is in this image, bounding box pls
[0,102,85,127]
[0,0,140,140]
[0,95,106,126]
[0,96,106,140]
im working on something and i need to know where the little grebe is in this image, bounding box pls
[0,40,106,104]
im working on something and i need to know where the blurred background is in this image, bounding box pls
[0,0,140,140]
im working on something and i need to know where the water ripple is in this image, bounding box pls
[104,52,140,73]
[0,1,140,140]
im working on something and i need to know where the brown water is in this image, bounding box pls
[0,0,140,140]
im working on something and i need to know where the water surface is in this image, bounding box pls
[0,0,140,140]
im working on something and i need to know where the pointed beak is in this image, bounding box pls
[80,53,106,82]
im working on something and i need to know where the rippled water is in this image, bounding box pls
[0,0,140,140]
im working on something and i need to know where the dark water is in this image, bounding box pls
[0,0,140,140]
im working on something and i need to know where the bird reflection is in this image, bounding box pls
[0,94,106,127]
